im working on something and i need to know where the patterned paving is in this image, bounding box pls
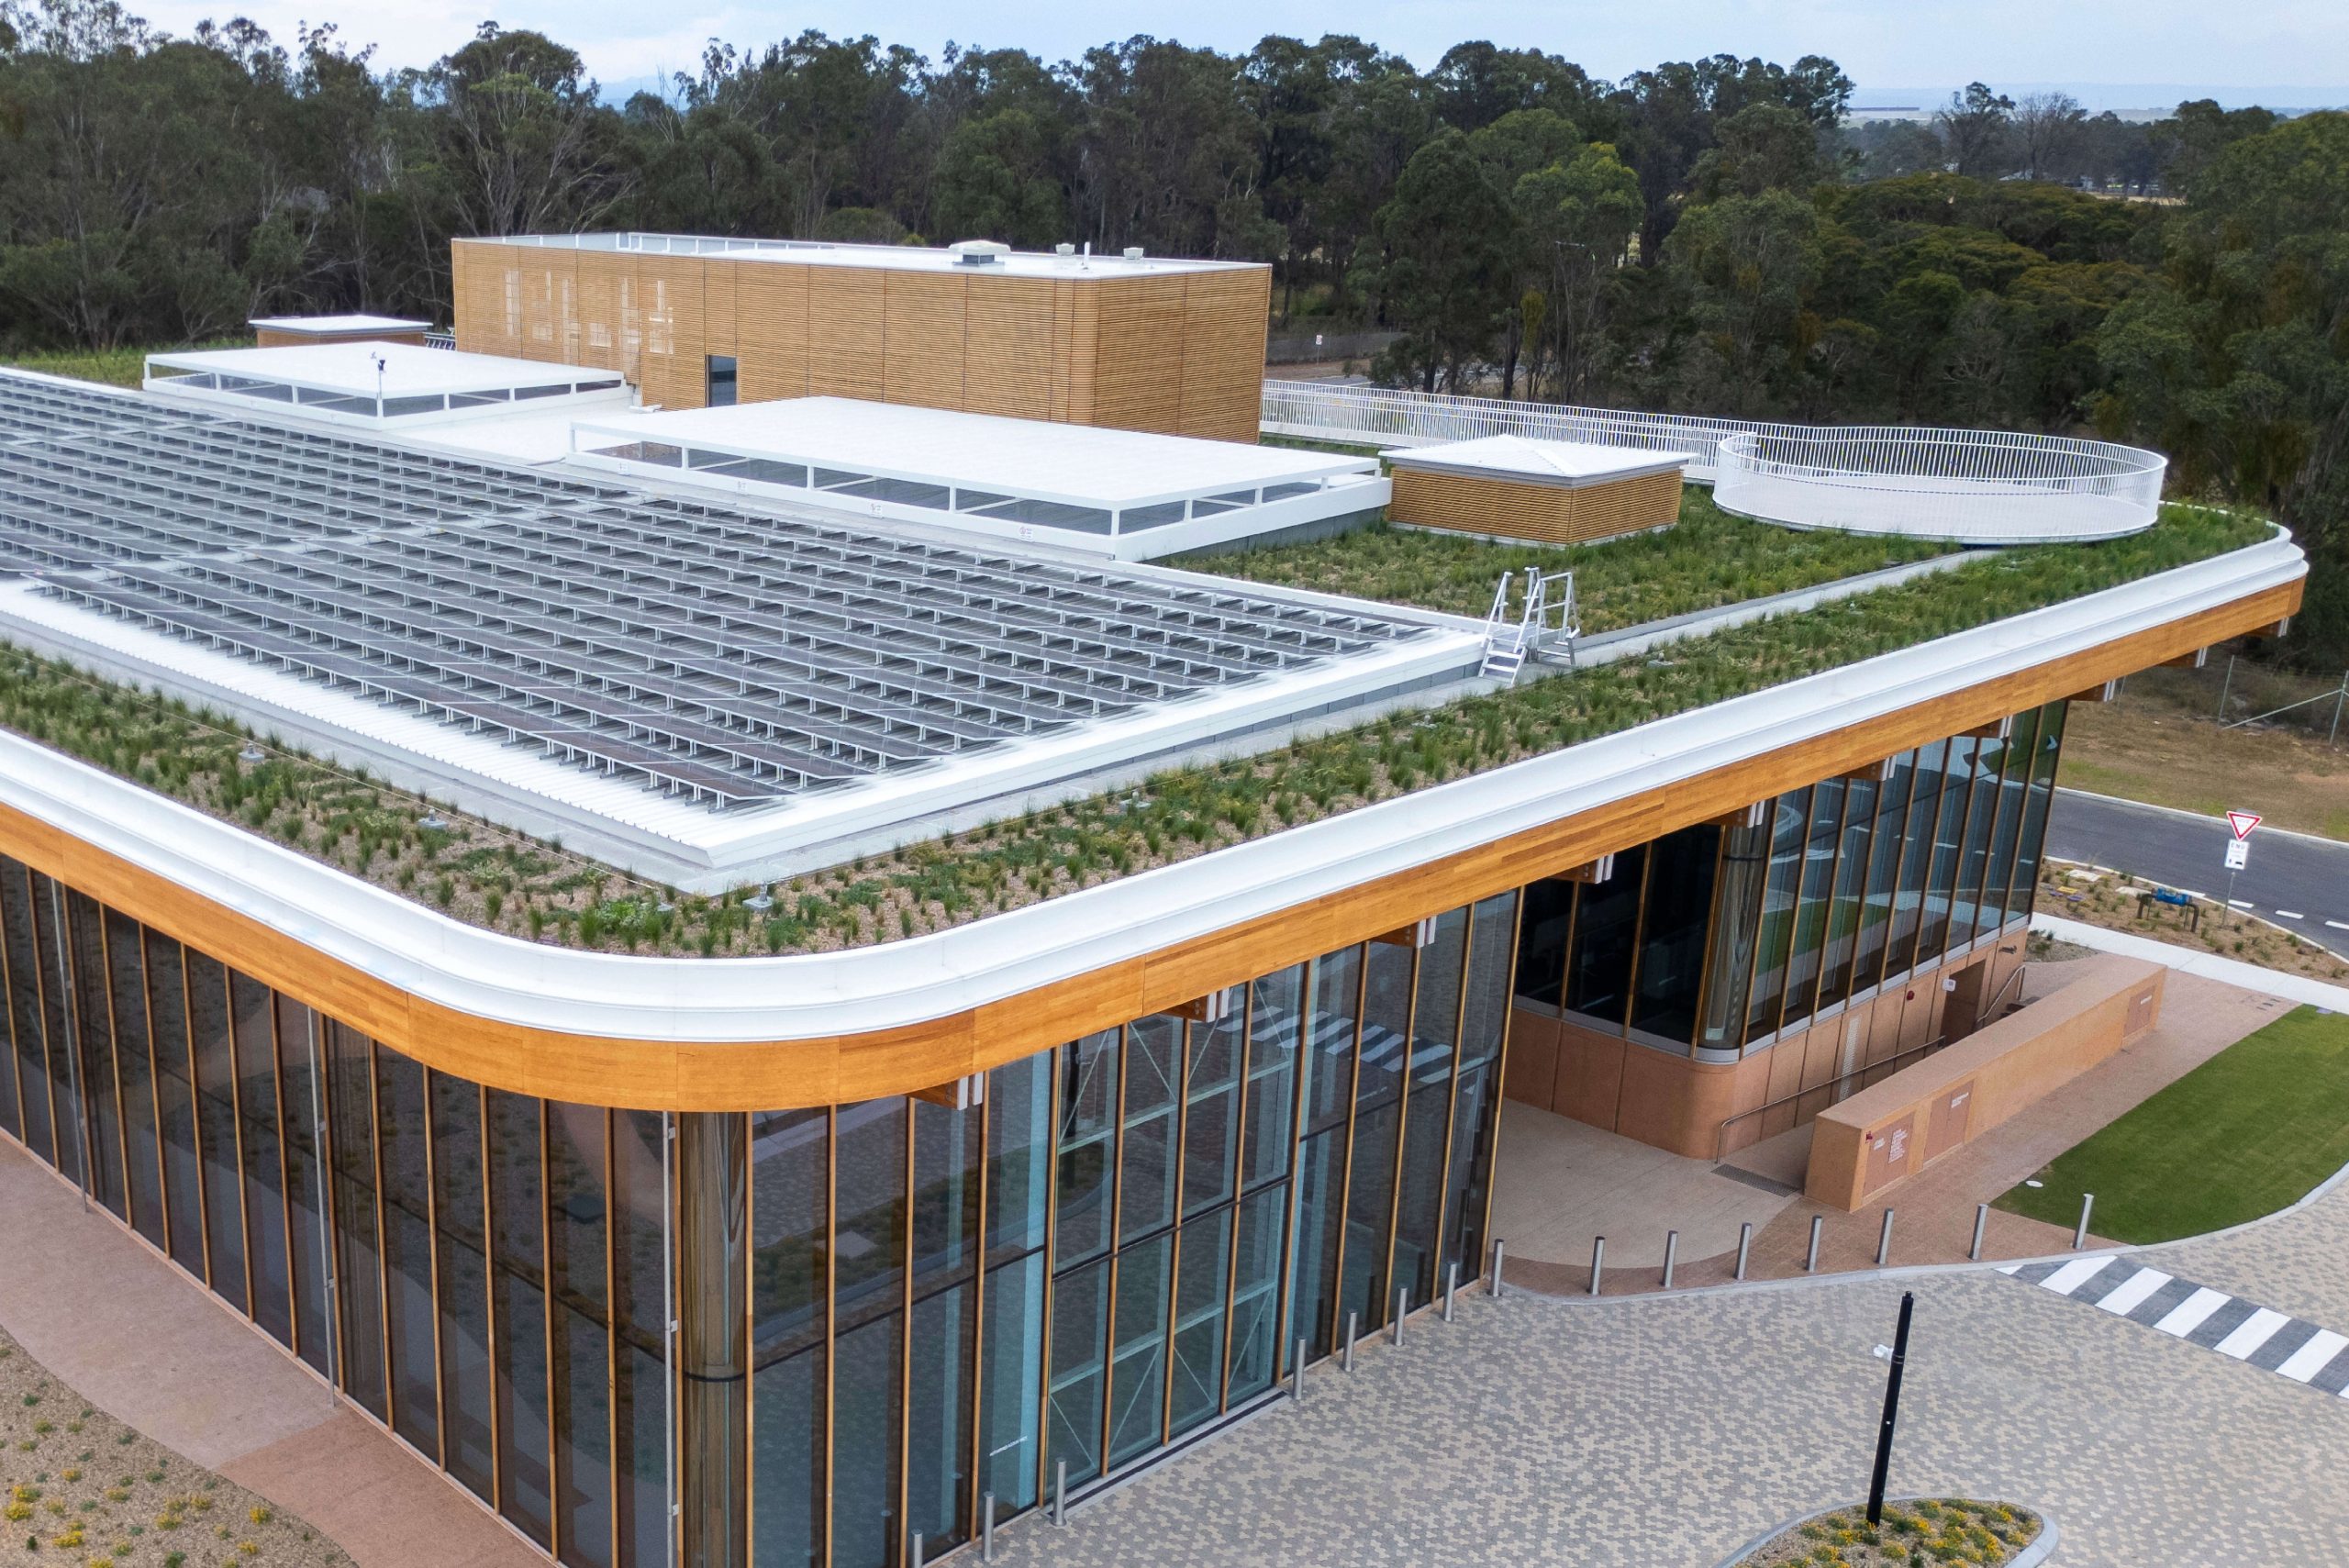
[2000,1254,2349,1396]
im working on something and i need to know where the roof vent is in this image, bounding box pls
[948,239,1010,266]
[1122,246,1146,261]
[1054,242,1075,256]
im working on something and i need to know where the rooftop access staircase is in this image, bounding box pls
[1479,567,1579,683]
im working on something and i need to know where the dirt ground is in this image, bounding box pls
[2037,862,2349,982]
[2061,670,2349,841]
[0,1323,351,1568]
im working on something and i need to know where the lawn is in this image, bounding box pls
[2,340,245,389]
[1994,1005,2349,1242]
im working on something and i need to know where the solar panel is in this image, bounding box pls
[0,367,1434,810]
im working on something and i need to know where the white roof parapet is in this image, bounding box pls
[1380,433,1695,488]
[0,529,2302,1047]
[467,230,1262,280]
[248,314,432,334]
[149,341,621,402]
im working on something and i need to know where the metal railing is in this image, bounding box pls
[1259,382,2167,544]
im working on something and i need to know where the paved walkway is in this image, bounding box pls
[987,1176,2349,1568]
[2000,1253,2349,1396]
[0,1140,540,1568]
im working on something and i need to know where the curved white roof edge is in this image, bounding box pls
[0,531,2302,1047]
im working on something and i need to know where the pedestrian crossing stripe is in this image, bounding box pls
[1999,1257,2349,1396]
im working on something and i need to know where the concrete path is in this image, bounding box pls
[0,1140,541,1568]
[985,1168,2349,1568]
[2034,912,2349,1011]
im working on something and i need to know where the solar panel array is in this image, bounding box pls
[1,371,1434,810]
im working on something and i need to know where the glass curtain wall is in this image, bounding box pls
[1514,703,2069,1062]
[0,860,1521,1568]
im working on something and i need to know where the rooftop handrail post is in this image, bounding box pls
[1876,1207,1896,1268]
[1053,1460,1067,1527]
[1734,1221,1753,1281]
[1661,1229,1678,1289]
[2074,1192,2096,1251]
[1342,1310,1358,1371]
[1806,1215,1824,1273]
[1970,1204,1989,1262]
[982,1495,996,1562]
[1443,1261,1459,1322]
[1588,1235,1606,1296]
[1489,1238,1506,1299]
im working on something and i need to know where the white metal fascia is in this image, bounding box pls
[0,532,2303,1047]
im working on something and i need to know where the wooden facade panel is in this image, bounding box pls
[1391,468,1684,545]
[573,250,627,372]
[963,277,1058,421]
[1090,273,1187,435]
[736,264,809,402]
[634,255,707,409]
[1177,268,1274,442]
[807,267,887,402]
[0,577,2298,1111]
[881,271,969,409]
[703,258,738,362]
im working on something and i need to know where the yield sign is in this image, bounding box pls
[2226,810,2262,840]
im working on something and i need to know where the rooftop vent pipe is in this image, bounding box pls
[1122,246,1146,261]
[948,239,1010,266]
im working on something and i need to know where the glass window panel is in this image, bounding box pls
[906,1282,974,1551]
[104,909,165,1246]
[1105,1233,1170,1468]
[1240,964,1304,1192]
[1300,946,1362,1138]
[1341,941,1412,1334]
[1118,1018,1181,1247]
[751,1106,825,1568]
[2007,705,2066,925]
[1976,709,2042,938]
[1919,737,1980,957]
[29,874,81,1191]
[2,862,54,1162]
[68,892,124,1219]
[1885,740,1950,977]
[141,932,205,1277]
[1044,1257,1108,1486]
[1698,823,1768,1052]
[912,1095,981,1296]
[610,1110,670,1568]
[1850,753,1920,996]
[429,1066,484,1485]
[1460,892,1519,1069]
[1630,827,1722,1044]
[325,1021,386,1420]
[1743,791,1813,1047]
[0,874,19,1144]
[1564,843,1647,1028]
[277,995,332,1376]
[1224,1185,1286,1403]
[184,951,243,1308]
[980,1253,1044,1518]
[1166,1212,1230,1440]
[1393,911,1466,1305]
[832,1311,902,1568]
[546,1103,612,1568]
[1052,1031,1118,1268]
[490,1090,552,1545]
[1815,779,1879,1013]
[834,1098,906,1325]
[1777,782,1847,1034]
[1513,879,1574,1009]
[1953,727,2012,941]
[1440,1060,1497,1286]
[985,1051,1052,1260]
[378,1047,441,1464]
[1288,1127,1345,1361]
[231,970,290,1345]
[1181,1012,1241,1218]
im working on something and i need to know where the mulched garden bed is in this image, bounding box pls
[1735,1498,2043,1567]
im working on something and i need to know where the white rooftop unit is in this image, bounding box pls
[1377,433,1695,487]
[143,341,630,430]
[248,312,432,341]
[566,397,1390,561]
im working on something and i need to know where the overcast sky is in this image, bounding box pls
[121,0,2349,102]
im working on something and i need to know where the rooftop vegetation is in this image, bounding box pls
[0,505,2267,957]
[1173,488,1956,622]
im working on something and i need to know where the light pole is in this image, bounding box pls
[1867,1291,1915,1526]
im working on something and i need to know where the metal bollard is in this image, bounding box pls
[1661,1229,1678,1289]
[982,1494,996,1562]
[1444,1261,1459,1321]
[1969,1203,1988,1262]
[1053,1460,1067,1526]
[1393,1285,1408,1345]
[1734,1221,1753,1281]
[2074,1192,2096,1250]
[912,1533,924,1567]
[1805,1214,1824,1273]
[1589,1235,1606,1296]
[1291,1338,1307,1401]
[1342,1310,1358,1370]
[1490,1239,1507,1299]
[1876,1207,1896,1267]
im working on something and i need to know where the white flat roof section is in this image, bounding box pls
[143,342,631,430]
[474,231,1261,282]
[249,313,432,335]
[1381,433,1694,489]
[568,397,1390,561]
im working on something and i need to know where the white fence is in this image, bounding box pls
[1259,382,2167,544]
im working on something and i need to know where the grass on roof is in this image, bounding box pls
[1993,1004,2349,1242]
[1173,488,1959,624]
[0,504,2270,957]
[4,341,247,389]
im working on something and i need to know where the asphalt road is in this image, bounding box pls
[2044,788,2349,960]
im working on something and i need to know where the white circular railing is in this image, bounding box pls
[1259,383,2168,544]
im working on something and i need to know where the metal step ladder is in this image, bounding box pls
[1479,566,1579,684]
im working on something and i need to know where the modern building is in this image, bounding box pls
[1383,435,1690,546]
[451,233,1271,442]
[0,351,2307,1568]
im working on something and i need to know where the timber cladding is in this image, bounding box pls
[0,576,2298,1113]
[1389,465,1686,545]
[252,328,426,349]
[451,239,1270,439]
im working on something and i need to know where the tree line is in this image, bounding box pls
[0,0,2342,659]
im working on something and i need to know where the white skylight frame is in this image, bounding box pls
[143,342,632,430]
